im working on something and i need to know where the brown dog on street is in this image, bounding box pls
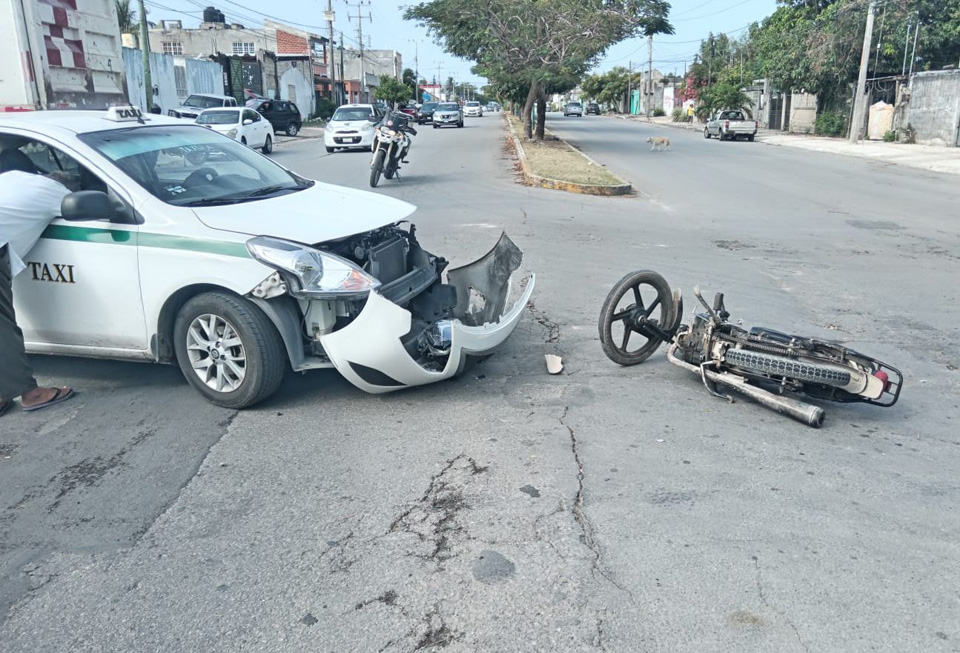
[646,136,670,152]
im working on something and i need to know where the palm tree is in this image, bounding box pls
[116,0,137,33]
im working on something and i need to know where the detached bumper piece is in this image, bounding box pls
[319,233,534,394]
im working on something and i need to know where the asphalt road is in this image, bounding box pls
[1,112,959,652]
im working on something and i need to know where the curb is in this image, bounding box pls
[504,116,633,197]
[613,114,703,133]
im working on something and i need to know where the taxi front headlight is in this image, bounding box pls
[225,128,238,138]
[360,122,376,131]
[246,236,380,299]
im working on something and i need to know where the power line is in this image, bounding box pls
[672,0,755,23]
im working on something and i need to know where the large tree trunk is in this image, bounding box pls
[521,82,538,139]
[534,84,547,140]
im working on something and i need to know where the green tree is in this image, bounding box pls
[116,0,137,33]
[406,0,673,140]
[376,75,412,108]
[401,67,418,101]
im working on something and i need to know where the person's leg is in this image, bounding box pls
[0,244,71,411]
[0,244,38,402]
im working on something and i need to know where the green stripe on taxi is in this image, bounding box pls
[42,225,250,258]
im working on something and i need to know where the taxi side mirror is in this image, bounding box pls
[243,119,253,126]
[61,191,136,224]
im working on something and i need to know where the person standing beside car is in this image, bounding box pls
[0,153,76,417]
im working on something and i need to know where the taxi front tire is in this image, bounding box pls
[173,292,286,409]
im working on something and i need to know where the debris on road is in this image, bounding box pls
[545,354,563,375]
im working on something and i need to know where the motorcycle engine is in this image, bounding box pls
[677,314,711,365]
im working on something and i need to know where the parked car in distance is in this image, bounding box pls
[324,103,383,152]
[196,107,274,154]
[705,109,757,141]
[433,102,464,128]
[585,102,600,115]
[464,101,483,117]
[564,101,583,117]
[169,94,237,120]
[246,99,303,136]
[398,104,418,119]
[417,102,439,124]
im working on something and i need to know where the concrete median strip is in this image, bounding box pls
[504,115,632,196]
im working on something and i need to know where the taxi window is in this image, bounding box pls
[0,138,107,194]
[78,125,310,207]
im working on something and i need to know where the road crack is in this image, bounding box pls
[560,406,633,599]
[527,300,561,346]
[752,555,809,652]
[388,455,487,565]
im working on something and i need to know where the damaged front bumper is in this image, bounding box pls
[317,233,534,393]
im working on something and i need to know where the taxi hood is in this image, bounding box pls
[192,181,416,244]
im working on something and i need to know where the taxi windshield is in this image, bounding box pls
[78,125,312,207]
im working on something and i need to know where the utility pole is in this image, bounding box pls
[849,1,876,144]
[338,30,346,103]
[408,39,419,103]
[137,0,153,112]
[908,18,920,77]
[647,35,653,118]
[627,61,632,114]
[901,22,912,76]
[346,1,371,103]
[325,0,337,106]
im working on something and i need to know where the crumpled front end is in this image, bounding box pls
[317,232,534,393]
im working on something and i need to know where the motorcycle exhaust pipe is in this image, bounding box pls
[667,345,825,428]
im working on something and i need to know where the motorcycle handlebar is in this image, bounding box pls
[406,126,418,136]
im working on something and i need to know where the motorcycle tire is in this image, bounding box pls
[599,270,676,366]
[384,155,398,180]
[369,149,385,188]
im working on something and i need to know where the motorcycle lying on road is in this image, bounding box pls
[369,111,417,188]
[598,270,903,427]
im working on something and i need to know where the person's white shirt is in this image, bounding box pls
[0,171,71,277]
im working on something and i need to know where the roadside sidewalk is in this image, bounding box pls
[614,113,960,176]
[758,133,960,176]
[274,125,324,146]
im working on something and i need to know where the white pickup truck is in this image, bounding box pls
[704,109,757,141]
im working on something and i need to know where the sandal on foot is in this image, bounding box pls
[22,387,75,412]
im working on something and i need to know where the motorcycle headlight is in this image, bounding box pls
[246,236,380,299]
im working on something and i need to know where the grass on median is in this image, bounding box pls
[506,115,625,187]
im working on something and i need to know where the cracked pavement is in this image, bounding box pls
[2,115,959,651]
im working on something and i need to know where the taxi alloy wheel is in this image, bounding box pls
[174,292,286,409]
[187,314,247,392]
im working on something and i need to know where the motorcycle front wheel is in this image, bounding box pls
[384,154,398,179]
[599,270,676,366]
[369,149,385,188]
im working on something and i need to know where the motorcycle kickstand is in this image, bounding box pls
[699,362,735,403]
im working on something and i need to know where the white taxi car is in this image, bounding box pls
[1,107,534,409]
[196,107,274,154]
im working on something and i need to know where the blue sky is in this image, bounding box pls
[142,0,779,85]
